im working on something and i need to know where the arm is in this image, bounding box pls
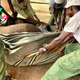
[51,7,59,29]
[34,15,40,22]
[13,5,29,19]
[27,0,40,21]
[27,0,35,16]
[39,31,73,54]
[59,8,66,31]
[53,34,73,51]
[0,5,12,18]
[7,0,16,18]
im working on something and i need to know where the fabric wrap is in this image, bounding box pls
[0,39,6,80]
[0,32,64,66]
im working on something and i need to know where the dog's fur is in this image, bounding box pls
[0,18,51,34]
[7,63,52,80]
[0,23,41,34]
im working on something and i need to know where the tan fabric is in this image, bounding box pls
[11,0,35,18]
[0,32,64,66]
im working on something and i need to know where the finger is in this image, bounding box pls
[43,44,46,46]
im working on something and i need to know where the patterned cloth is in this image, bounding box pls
[0,32,65,66]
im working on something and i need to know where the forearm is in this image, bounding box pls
[54,34,73,50]
[44,37,63,51]
[1,7,11,17]
[7,0,15,17]
[44,32,72,51]
[34,15,40,22]
[51,7,58,25]
[60,9,66,28]
[34,15,38,19]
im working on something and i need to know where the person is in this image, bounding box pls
[39,0,80,80]
[7,0,39,20]
[48,0,66,30]
[7,0,47,26]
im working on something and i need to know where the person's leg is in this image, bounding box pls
[41,49,80,80]
[58,8,66,27]
[48,8,55,25]
[48,15,54,25]
[57,9,62,24]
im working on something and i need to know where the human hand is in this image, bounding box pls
[59,26,63,31]
[36,18,40,22]
[26,16,30,20]
[39,44,48,54]
[39,47,47,54]
[56,24,59,29]
[34,15,40,22]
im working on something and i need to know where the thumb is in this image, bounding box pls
[43,44,48,47]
